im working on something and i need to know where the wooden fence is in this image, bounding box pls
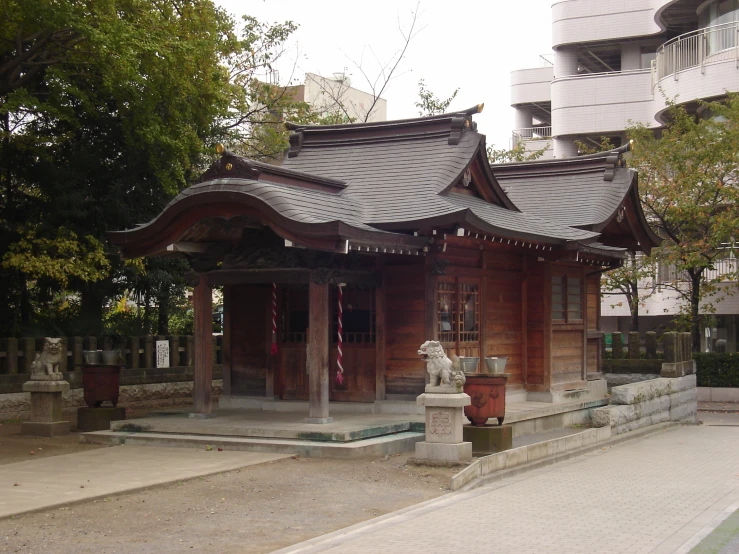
[0,335,223,375]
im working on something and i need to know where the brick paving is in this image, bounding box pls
[278,423,739,554]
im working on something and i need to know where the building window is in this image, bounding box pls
[437,278,480,346]
[281,286,308,343]
[331,286,376,344]
[552,274,583,323]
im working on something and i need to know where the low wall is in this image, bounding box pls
[0,366,223,420]
[698,387,739,403]
[592,374,697,435]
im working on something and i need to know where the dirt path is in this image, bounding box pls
[0,422,103,465]
[0,440,456,554]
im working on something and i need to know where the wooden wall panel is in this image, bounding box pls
[484,269,524,386]
[230,284,269,395]
[385,264,426,396]
[587,275,600,331]
[525,263,547,387]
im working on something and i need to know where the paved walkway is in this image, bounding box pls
[0,445,288,519]
[277,419,739,554]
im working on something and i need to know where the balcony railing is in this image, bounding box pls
[512,126,552,147]
[656,258,738,284]
[655,21,739,82]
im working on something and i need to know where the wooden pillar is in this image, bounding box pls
[72,337,83,371]
[5,338,18,374]
[221,285,232,398]
[306,278,332,423]
[375,284,386,401]
[193,273,213,415]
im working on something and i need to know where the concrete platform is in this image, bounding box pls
[109,409,424,443]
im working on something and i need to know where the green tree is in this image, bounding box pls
[628,96,739,350]
[0,0,301,335]
[415,79,459,116]
[487,141,547,164]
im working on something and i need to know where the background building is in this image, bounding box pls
[290,72,387,123]
[511,0,739,159]
[509,0,739,351]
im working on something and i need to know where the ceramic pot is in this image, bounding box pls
[101,350,121,365]
[83,350,102,365]
[484,356,508,374]
[463,373,509,426]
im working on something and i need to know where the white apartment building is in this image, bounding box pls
[511,0,739,158]
[510,0,739,351]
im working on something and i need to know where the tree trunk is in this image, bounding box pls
[689,270,702,353]
[80,283,105,335]
[157,297,169,336]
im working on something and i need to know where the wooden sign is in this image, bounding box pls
[156,340,170,368]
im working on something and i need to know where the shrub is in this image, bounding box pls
[694,353,739,387]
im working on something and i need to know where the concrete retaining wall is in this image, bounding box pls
[0,380,223,421]
[592,374,697,435]
[698,387,739,403]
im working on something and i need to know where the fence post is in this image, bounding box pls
[103,336,113,351]
[58,337,68,374]
[185,336,194,367]
[5,338,18,374]
[646,332,657,359]
[611,332,623,359]
[129,336,140,369]
[628,332,640,359]
[664,332,677,363]
[72,337,83,371]
[169,335,180,367]
[86,336,97,353]
[22,337,35,373]
[143,335,154,369]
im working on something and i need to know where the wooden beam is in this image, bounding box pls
[193,273,213,414]
[205,268,382,287]
[306,279,332,423]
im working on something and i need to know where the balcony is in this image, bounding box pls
[511,126,552,147]
[655,21,739,82]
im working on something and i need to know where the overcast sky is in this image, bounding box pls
[215,0,553,150]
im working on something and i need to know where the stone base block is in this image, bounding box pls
[21,420,70,437]
[463,424,512,455]
[303,417,334,424]
[661,360,696,378]
[415,441,472,462]
[77,407,126,431]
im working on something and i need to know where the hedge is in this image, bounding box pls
[694,353,739,388]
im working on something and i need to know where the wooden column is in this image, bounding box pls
[193,273,213,415]
[306,278,332,423]
[375,284,386,401]
[221,285,232,398]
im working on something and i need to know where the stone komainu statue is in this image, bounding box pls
[417,340,466,389]
[30,338,64,380]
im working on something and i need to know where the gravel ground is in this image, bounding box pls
[0,425,457,554]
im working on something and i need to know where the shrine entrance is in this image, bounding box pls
[277,284,377,403]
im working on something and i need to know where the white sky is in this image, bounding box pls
[215,0,553,150]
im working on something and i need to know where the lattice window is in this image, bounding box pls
[437,281,456,343]
[459,282,480,343]
[552,274,583,323]
[331,286,376,344]
[437,279,479,345]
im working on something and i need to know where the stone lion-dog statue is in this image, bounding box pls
[418,340,466,390]
[30,337,64,380]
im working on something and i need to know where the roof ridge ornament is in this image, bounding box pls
[603,149,626,182]
[201,146,260,182]
[288,131,304,158]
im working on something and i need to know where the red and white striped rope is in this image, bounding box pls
[270,282,278,356]
[336,283,344,385]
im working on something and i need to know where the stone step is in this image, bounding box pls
[80,430,425,458]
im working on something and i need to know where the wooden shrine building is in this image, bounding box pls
[109,105,660,421]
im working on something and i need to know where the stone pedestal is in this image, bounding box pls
[415,392,472,462]
[21,380,70,437]
[463,424,513,456]
[77,406,126,431]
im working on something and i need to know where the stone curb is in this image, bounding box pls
[271,422,683,554]
[456,421,681,493]
[0,454,290,522]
